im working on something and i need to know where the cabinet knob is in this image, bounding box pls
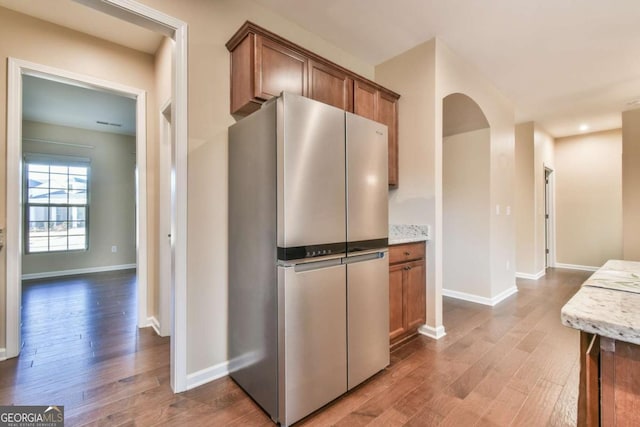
[404,251,411,256]
[404,266,412,271]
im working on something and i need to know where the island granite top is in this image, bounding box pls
[561,259,640,345]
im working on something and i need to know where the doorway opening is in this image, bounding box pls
[544,166,555,268]
[19,73,141,367]
[5,0,188,393]
[6,58,149,355]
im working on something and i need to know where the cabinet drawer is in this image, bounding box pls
[389,242,425,264]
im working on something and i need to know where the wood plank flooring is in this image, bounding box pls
[0,268,590,426]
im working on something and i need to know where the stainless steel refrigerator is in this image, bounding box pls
[228,93,389,426]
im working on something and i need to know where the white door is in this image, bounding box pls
[158,102,172,336]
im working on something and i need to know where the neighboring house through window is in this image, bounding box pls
[24,154,90,253]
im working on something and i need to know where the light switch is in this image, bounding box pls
[496,205,500,215]
[506,206,511,216]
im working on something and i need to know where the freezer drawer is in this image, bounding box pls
[278,260,347,426]
[346,251,390,389]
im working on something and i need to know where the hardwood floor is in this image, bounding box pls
[0,268,590,426]
[0,270,170,420]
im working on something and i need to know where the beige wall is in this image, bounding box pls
[22,121,136,275]
[622,109,640,261]
[435,40,516,301]
[555,129,622,267]
[376,38,515,328]
[375,40,438,324]
[155,37,173,109]
[515,122,536,274]
[0,6,157,351]
[0,0,372,371]
[134,0,374,374]
[443,128,491,297]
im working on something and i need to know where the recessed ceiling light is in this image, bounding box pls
[579,124,589,132]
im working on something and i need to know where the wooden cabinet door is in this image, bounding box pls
[353,80,377,121]
[600,338,640,426]
[308,60,353,111]
[377,91,399,186]
[405,260,426,331]
[389,264,405,341]
[255,35,307,101]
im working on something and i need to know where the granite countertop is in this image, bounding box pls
[388,224,430,245]
[561,259,640,345]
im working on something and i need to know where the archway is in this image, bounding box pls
[442,93,492,302]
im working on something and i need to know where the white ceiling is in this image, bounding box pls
[3,0,640,137]
[23,75,136,136]
[252,0,640,137]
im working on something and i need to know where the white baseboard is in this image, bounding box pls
[186,360,230,391]
[0,348,6,362]
[22,263,136,280]
[515,270,546,280]
[554,263,599,272]
[418,324,446,340]
[148,316,161,336]
[443,285,518,307]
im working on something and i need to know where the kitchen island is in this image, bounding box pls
[561,260,640,426]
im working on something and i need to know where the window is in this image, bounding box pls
[24,155,90,253]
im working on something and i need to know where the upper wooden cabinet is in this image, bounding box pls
[229,32,307,115]
[255,35,307,103]
[353,80,377,121]
[308,60,353,111]
[226,21,400,186]
[353,81,399,186]
[377,91,399,186]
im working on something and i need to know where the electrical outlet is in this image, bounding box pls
[496,205,501,215]
[111,245,117,253]
[506,206,511,216]
[506,260,510,271]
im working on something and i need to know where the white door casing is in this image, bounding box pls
[6,58,148,353]
[5,0,189,392]
[75,0,189,393]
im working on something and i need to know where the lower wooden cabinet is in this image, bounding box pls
[389,242,426,346]
[578,331,640,426]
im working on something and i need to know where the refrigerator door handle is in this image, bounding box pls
[343,251,387,264]
[293,257,343,272]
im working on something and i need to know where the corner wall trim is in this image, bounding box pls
[21,264,136,281]
[186,361,230,391]
[443,286,518,307]
[418,324,446,340]
[0,348,6,362]
[554,263,599,272]
[515,270,546,280]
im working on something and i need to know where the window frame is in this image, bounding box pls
[23,153,91,255]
